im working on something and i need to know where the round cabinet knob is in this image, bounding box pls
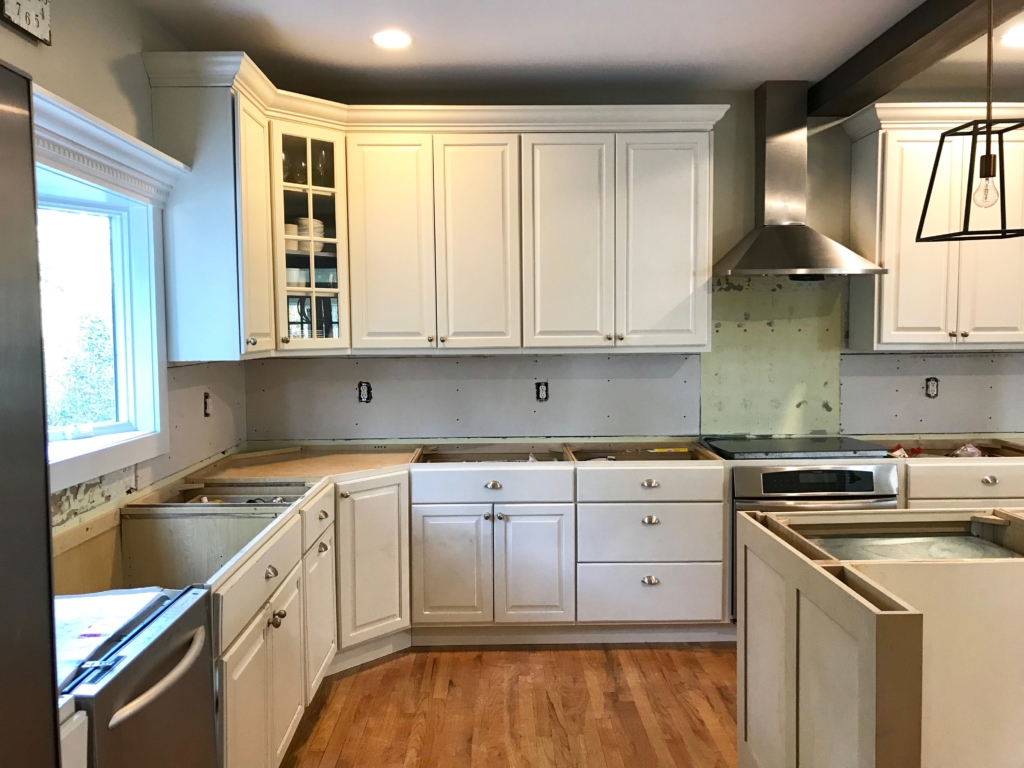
[961,331,970,338]
[439,336,447,343]
[495,512,506,521]
[339,491,350,498]
[641,515,660,525]
[268,609,287,629]
[617,333,625,341]
[483,512,493,521]
[264,565,279,580]
[318,509,329,520]
[246,337,258,346]
[605,334,613,341]
[640,478,660,489]
[949,331,957,338]
[982,475,1000,485]
[281,336,291,344]
[318,541,330,553]
[485,481,502,490]
[641,575,661,586]
[427,335,435,342]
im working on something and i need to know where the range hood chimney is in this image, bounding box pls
[714,81,885,277]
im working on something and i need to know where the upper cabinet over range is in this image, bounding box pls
[143,53,727,361]
[846,104,1024,351]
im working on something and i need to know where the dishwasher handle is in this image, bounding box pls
[108,626,206,729]
[734,497,899,512]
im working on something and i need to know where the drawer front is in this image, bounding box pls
[217,514,301,652]
[301,484,334,552]
[411,465,574,504]
[576,464,724,503]
[577,562,724,623]
[577,503,724,562]
[908,460,1024,499]
[907,498,1024,510]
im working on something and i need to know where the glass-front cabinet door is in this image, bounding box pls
[271,121,350,350]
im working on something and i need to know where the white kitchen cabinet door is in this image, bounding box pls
[268,565,304,768]
[522,134,615,347]
[237,94,276,354]
[493,503,575,623]
[303,529,337,705]
[220,605,271,768]
[411,504,494,624]
[879,130,961,345]
[957,134,1024,344]
[347,134,437,348]
[336,471,411,646]
[615,133,710,347]
[271,120,350,350]
[434,134,521,349]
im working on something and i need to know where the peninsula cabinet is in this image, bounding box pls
[846,104,1024,350]
[145,54,277,361]
[522,132,712,349]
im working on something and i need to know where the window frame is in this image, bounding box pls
[32,86,188,492]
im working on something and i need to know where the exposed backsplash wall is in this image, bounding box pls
[50,362,246,527]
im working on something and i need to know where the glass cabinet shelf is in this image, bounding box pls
[272,122,350,350]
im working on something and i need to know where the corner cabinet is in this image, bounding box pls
[846,105,1024,350]
[271,121,350,351]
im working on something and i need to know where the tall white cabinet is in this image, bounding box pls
[846,104,1024,350]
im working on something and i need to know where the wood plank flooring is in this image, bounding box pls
[284,645,737,768]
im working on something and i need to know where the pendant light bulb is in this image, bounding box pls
[974,176,1000,209]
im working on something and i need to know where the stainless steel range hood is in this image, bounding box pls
[714,82,885,276]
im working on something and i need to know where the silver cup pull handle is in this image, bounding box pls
[318,541,330,553]
[318,509,329,520]
[641,515,660,525]
[982,475,1000,485]
[641,575,661,586]
[485,481,502,490]
[265,565,279,580]
[641,479,660,489]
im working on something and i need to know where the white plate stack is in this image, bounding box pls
[296,217,326,253]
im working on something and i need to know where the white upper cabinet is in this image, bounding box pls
[271,121,350,351]
[347,134,437,349]
[846,105,1024,350]
[433,134,522,348]
[615,133,711,347]
[522,134,616,347]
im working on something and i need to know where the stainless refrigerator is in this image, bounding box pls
[0,59,62,766]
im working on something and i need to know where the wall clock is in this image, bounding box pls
[3,0,51,45]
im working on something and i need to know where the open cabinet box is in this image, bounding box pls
[737,507,1024,768]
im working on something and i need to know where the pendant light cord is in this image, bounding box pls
[987,0,994,156]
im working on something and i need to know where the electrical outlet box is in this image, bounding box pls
[358,381,372,403]
[925,377,939,399]
[535,381,549,402]
[203,391,211,417]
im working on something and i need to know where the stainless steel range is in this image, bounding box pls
[702,436,900,617]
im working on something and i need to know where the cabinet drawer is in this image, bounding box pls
[577,562,723,623]
[577,503,724,562]
[907,498,1024,510]
[301,484,334,552]
[410,465,574,503]
[216,514,301,652]
[576,464,724,502]
[908,460,1024,499]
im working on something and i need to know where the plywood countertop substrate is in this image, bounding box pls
[189,450,419,482]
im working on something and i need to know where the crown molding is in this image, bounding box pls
[143,52,730,132]
[843,102,1024,141]
[32,86,189,205]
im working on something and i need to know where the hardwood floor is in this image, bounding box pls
[284,645,737,768]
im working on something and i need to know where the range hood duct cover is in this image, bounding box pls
[714,81,885,276]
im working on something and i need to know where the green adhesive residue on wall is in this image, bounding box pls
[701,276,844,436]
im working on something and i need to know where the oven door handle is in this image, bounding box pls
[735,498,899,512]
[108,626,206,729]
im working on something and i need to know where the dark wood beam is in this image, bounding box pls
[808,0,1024,117]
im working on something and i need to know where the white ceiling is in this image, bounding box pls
[135,0,929,101]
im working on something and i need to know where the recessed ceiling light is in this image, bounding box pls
[1001,24,1024,46]
[373,29,412,49]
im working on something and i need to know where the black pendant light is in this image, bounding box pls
[917,0,1024,242]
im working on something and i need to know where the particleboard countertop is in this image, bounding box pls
[187,447,421,483]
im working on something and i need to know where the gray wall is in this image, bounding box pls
[0,0,182,142]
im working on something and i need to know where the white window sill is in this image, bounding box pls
[48,430,168,493]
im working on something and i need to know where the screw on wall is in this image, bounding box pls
[358,381,372,403]
[203,391,211,417]
[535,381,549,402]
[924,377,939,399]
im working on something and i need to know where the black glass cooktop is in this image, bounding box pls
[702,436,890,460]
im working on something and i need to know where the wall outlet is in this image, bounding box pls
[358,381,372,403]
[203,391,211,417]
[535,381,549,402]
[924,377,939,399]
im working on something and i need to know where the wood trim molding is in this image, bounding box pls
[843,102,1024,141]
[143,52,730,132]
[32,86,189,205]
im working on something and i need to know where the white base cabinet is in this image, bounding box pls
[494,504,575,623]
[303,528,337,705]
[336,470,411,647]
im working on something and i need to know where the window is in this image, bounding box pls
[37,165,164,484]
